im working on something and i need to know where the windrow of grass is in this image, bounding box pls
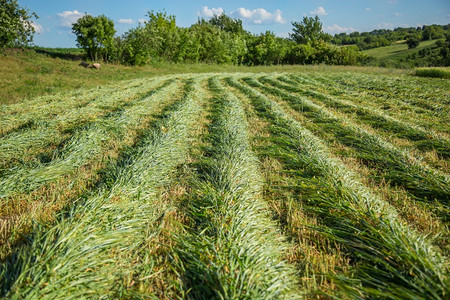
[0,78,178,198]
[226,76,448,299]
[0,78,151,136]
[0,77,204,299]
[307,72,449,116]
[269,75,450,160]
[227,79,352,297]
[172,76,299,299]
[285,74,450,136]
[0,77,182,260]
[244,77,450,217]
[0,77,171,174]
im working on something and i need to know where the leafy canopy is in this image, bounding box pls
[0,0,38,50]
[72,14,116,61]
[289,15,330,45]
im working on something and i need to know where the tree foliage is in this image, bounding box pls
[72,14,116,61]
[406,37,420,49]
[289,16,330,45]
[0,0,38,50]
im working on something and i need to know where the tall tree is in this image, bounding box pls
[289,15,330,45]
[0,0,38,51]
[72,15,116,61]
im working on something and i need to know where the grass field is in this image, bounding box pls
[362,39,437,59]
[0,67,448,298]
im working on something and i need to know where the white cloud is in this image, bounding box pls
[393,12,402,17]
[138,18,146,24]
[377,22,394,29]
[366,8,372,12]
[326,24,356,34]
[230,8,286,24]
[197,6,224,18]
[118,18,134,24]
[310,6,328,16]
[30,21,44,34]
[57,10,85,27]
[388,0,398,4]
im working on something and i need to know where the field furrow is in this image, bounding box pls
[243,77,450,220]
[0,78,151,136]
[0,77,184,260]
[268,75,450,163]
[0,71,448,299]
[0,76,204,298]
[172,76,299,299]
[226,76,448,299]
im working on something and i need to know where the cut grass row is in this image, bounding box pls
[226,76,448,299]
[271,75,450,161]
[0,78,151,137]
[0,78,170,174]
[284,74,449,135]
[0,77,184,260]
[309,73,449,116]
[0,76,204,298]
[243,77,449,221]
[171,76,299,298]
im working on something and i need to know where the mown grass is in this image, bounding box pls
[227,76,448,299]
[0,68,448,299]
[171,76,299,299]
[0,76,183,261]
[244,77,450,218]
[270,75,450,166]
[0,77,203,298]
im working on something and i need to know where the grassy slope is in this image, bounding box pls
[362,39,437,59]
[0,48,410,105]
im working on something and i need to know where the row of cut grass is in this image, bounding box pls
[226,76,448,299]
[227,79,353,297]
[0,77,204,299]
[245,77,450,216]
[0,78,151,136]
[310,72,449,115]
[171,76,299,299]
[271,75,450,160]
[0,77,183,260]
[285,73,450,136]
[0,78,170,173]
[0,78,178,198]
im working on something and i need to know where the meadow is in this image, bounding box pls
[0,67,448,298]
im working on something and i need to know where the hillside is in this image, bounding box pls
[362,39,437,59]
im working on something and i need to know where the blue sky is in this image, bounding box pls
[23,0,450,48]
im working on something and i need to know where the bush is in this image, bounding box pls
[415,68,450,79]
[406,37,420,49]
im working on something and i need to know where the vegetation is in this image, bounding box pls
[0,0,38,51]
[72,14,116,62]
[415,67,450,79]
[0,68,448,298]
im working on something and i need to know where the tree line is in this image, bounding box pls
[331,24,450,50]
[71,12,366,66]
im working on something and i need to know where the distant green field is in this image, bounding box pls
[363,39,437,59]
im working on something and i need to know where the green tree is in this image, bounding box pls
[0,0,38,51]
[289,16,330,45]
[209,13,245,34]
[72,14,116,61]
[422,25,445,41]
[406,37,420,49]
